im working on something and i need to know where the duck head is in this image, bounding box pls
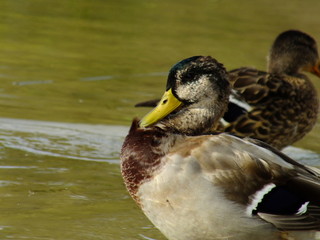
[140,56,230,135]
[267,30,320,77]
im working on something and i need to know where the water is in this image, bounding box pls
[0,0,320,239]
[0,118,165,240]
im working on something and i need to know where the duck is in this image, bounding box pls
[121,56,320,240]
[135,30,320,149]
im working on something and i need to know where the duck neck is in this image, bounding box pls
[267,55,300,76]
[120,119,179,203]
[266,50,315,78]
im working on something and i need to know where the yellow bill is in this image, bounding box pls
[140,88,182,127]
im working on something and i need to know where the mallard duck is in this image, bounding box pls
[135,30,320,149]
[121,56,320,240]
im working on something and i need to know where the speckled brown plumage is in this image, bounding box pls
[221,66,319,149]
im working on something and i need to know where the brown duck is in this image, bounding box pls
[136,30,320,149]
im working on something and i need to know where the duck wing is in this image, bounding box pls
[181,133,320,231]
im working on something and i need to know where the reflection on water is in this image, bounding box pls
[0,117,127,163]
[0,0,320,239]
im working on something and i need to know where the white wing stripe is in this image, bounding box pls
[246,183,276,216]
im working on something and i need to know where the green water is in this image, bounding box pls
[0,0,320,239]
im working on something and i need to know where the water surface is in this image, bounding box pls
[1,0,320,239]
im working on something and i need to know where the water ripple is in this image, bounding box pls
[0,117,128,164]
[0,117,319,166]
